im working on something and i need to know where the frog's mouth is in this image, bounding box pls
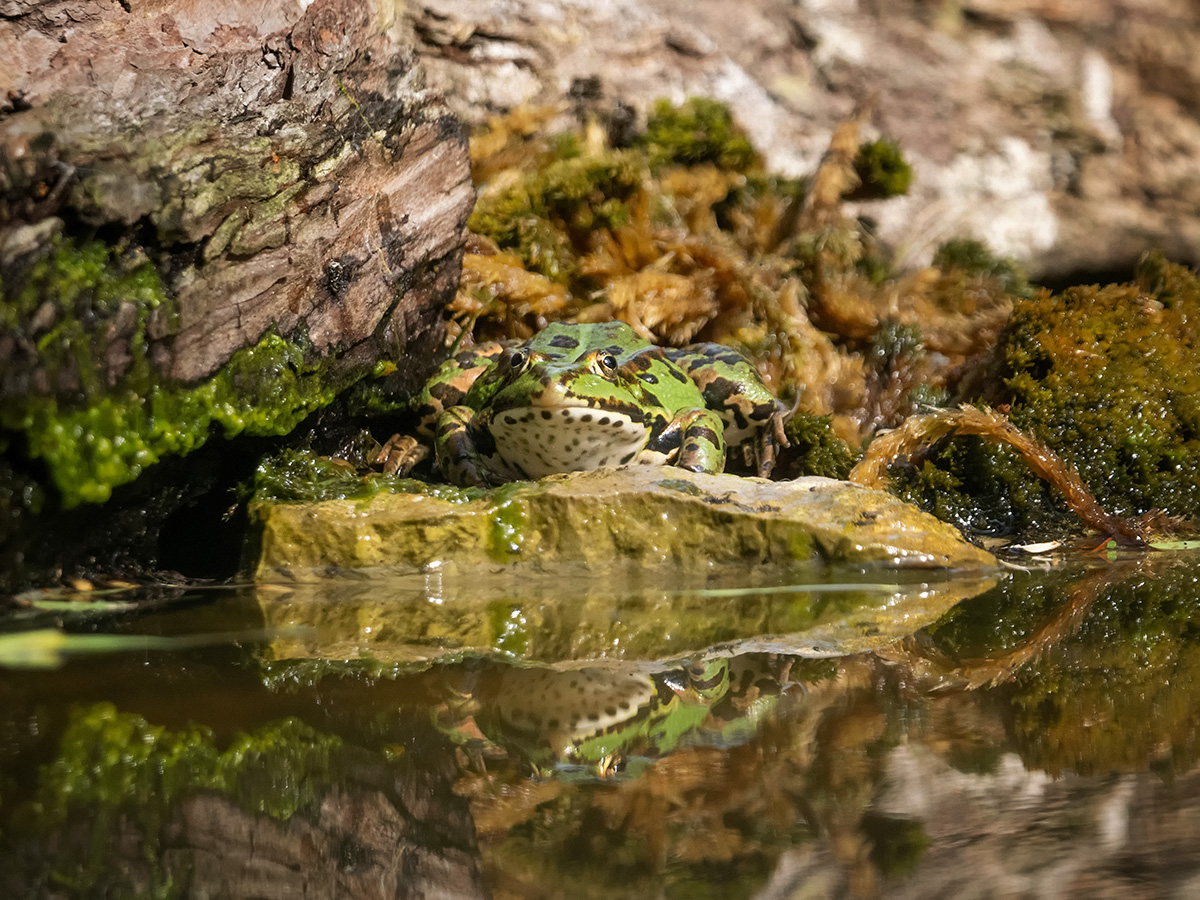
[488,405,650,479]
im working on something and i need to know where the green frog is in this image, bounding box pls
[410,321,788,487]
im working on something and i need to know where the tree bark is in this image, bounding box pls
[3,0,472,386]
[0,0,474,581]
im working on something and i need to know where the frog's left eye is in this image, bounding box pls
[509,350,527,371]
[599,353,618,372]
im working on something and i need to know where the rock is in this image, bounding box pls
[404,0,1200,280]
[252,466,997,579]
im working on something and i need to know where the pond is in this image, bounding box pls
[3,551,1200,899]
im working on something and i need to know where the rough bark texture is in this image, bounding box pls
[406,0,1200,281]
[3,0,472,387]
[0,0,474,584]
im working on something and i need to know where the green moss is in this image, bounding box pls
[868,320,923,372]
[1,239,353,507]
[852,139,914,199]
[891,435,1073,539]
[641,98,759,173]
[896,255,1200,535]
[855,253,893,285]
[469,151,643,281]
[1002,255,1200,520]
[932,238,1032,299]
[782,413,859,479]
[10,330,342,507]
[18,703,341,896]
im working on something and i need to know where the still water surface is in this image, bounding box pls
[3,552,1200,899]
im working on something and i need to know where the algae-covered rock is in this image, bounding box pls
[897,252,1200,535]
[251,464,996,580]
[257,569,998,668]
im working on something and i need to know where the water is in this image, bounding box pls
[3,552,1200,899]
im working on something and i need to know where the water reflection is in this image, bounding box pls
[3,554,1200,897]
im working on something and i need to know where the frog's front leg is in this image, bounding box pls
[665,343,790,477]
[434,406,519,487]
[650,408,727,474]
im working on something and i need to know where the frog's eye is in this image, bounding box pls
[599,353,618,372]
[508,350,527,371]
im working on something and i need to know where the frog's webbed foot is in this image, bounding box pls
[375,434,429,476]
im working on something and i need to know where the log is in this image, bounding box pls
[0,0,474,509]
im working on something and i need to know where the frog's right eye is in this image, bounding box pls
[508,350,527,371]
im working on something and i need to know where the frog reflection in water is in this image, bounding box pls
[411,321,788,487]
[461,656,798,777]
[471,660,734,778]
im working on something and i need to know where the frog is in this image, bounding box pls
[403,321,788,487]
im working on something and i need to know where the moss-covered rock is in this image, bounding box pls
[250,459,996,580]
[258,566,997,668]
[895,253,1200,535]
[924,552,1200,776]
[0,238,352,509]
[7,703,342,896]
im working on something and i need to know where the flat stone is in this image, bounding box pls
[251,467,996,580]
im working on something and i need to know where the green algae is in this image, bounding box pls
[251,448,484,506]
[1,239,352,507]
[485,481,536,562]
[12,330,343,507]
[16,703,342,897]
